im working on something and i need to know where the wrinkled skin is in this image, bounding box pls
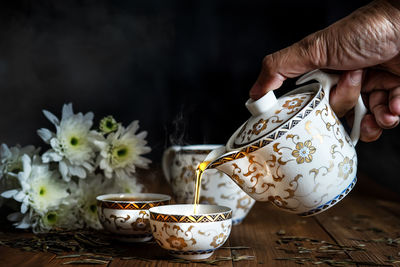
[250,0,400,142]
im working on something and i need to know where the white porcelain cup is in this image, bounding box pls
[162,144,255,224]
[96,193,171,242]
[149,204,232,260]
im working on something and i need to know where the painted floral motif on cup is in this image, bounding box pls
[198,222,231,248]
[235,195,253,212]
[154,223,196,249]
[99,208,152,235]
[151,218,232,259]
[166,235,188,250]
[131,210,151,232]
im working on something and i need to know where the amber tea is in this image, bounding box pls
[193,161,210,213]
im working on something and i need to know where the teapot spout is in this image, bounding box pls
[204,146,228,167]
[204,147,274,202]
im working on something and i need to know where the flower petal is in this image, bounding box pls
[43,110,60,126]
[7,212,22,222]
[42,150,63,163]
[20,202,28,214]
[0,143,11,158]
[126,120,139,134]
[15,214,31,229]
[37,128,54,143]
[296,142,303,150]
[136,131,147,139]
[13,191,26,202]
[59,161,70,181]
[70,166,86,178]
[62,103,74,120]
[1,189,18,198]
[83,112,94,123]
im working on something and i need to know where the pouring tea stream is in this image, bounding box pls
[196,70,367,216]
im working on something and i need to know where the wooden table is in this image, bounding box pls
[1,172,400,267]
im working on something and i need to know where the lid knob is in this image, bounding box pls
[245,91,278,116]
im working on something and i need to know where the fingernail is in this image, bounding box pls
[349,70,363,86]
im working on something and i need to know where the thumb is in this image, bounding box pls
[250,32,328,100]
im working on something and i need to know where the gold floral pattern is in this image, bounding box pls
[281,97,305,114]
[153,223,197,251]
[268,195,290,209]
[166,235,188,250]
[292,140,316,164]
[338,157,353,180]
[179,165,195,184]
[236,195,252,212]
[131,210,150,232]
[316,104,352,148]
[210,233,227,248]
[252,119,268,135]
[109,214,131,230]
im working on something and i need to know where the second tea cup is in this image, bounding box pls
[96,193,171,242]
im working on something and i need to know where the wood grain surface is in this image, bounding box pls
[1,171,399,267]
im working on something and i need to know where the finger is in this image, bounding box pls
[330,70,363,118]
[249,31,328,100]
[389,86,400,115]
[362,69,400,93]
[369,90,400,129]
[359,114,383,142]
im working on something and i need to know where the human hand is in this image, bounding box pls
[249,0,400,142]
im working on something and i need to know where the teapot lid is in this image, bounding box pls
[228,83,320,149]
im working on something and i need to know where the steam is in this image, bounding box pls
[167,107,190,147]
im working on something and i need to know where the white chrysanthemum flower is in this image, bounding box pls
[94,120,151,179]
[75,174,112,229]
[33,200,82,233]
[0,143,39,179]
[99,115,119,134]
[1,155,70,218]
[0,144,40,207]
[37,103,99,182]
[112,175,144,194]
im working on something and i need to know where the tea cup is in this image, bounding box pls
[149,204,232,260]
[162,144,255,224]
[96,193,171,242]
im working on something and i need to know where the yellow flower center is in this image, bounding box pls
[89,204,97,214]
[70,137,79,146]
[112,145,130,162]
[46,212,57,224]
[39,187,46,196]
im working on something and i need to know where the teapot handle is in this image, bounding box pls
[296,69,368,146]
[161,146,179,183]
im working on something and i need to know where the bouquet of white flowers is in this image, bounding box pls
[0,104,151,233]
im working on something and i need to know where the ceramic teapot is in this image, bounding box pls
[204,70,367,216]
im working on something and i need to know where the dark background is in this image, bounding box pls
[0,1,399,190]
